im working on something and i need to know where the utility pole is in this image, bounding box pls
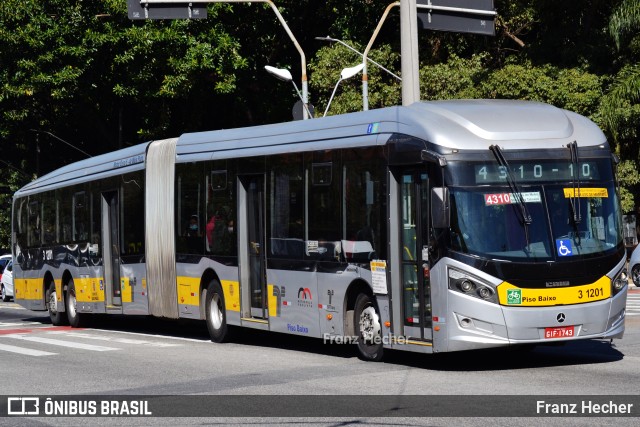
[400,0,420,106]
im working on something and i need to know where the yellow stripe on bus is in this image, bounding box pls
[497,276,611,306]
[175,277,241,312]
[267,284,277,318]
[75,276,105,303]
[176,276,200,306]
[14,278,44,301]
[563,188,608,198]
[221,280,240,312]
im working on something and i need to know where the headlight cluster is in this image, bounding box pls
[612,268,627,295]
[448,267,498,304]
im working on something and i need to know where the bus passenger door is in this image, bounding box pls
[399,172,432,341]
[239,175,267,319]
[101,191,121,307]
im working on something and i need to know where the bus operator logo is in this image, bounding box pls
[297,287,313,308]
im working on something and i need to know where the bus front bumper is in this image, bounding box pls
[445,287,627,352]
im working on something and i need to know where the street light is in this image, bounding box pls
[315,36,401,81]
[265,65,314,119]
[362,2,401,111]
[323,63,365,118]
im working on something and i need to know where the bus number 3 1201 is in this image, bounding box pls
[578,288,603,299]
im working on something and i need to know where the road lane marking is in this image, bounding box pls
[0,342,57,356]
[96,328,209,343]
[0,322,42,327]
[4,335,119,351]
[46,330,181,347]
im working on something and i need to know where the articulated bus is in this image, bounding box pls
[11,100,627,360]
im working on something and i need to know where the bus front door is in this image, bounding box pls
[239,175,267,319]
[101,191,121,307]
[399,172,432,341]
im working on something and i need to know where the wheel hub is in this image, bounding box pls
[359,306,381,343]
[49,291,58,314]
[210,294,223,329]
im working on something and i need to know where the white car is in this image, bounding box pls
[628,245,640,287]
[0,259,13,302]
[0,254,10,276]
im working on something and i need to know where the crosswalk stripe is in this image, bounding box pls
[4,335,119,351]
[0,342,57,356]
[0,322,41,328]
[46,331,180,347]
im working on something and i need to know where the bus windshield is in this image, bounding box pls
[448,183,622,261]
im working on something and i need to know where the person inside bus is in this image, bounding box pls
[185,214,202,254]
[206,207,233,254]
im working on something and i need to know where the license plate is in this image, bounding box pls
[544,326,574,339]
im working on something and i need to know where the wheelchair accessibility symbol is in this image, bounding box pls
[556,239,573,257]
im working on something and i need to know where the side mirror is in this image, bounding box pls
[431,187,450,229]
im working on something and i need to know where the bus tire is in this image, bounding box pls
[66,279,87,328]
[354,293,384,362]
[631,264,640,287]
[205,280,230,343]
[46,282,67,326]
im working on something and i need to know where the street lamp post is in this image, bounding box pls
[265,66,314,118]
[315,36,401,81]
[323,63,365,117]
[141,0,309,119]
[362,2,401,111]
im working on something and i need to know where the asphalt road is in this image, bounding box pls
[0,288,639,426]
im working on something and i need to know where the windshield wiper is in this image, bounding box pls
[568,141,581,224]
[489,145,532,226]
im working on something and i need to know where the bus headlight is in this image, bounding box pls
[460,279,474,293]
[448,268,497,304]
[612,269,627,295]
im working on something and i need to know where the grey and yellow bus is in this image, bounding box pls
[11,100,627,360]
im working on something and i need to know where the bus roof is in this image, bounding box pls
[175,99,606,161]
[15,142,149,197]
[16,100,606,196]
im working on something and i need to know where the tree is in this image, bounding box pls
[600,0,640,212]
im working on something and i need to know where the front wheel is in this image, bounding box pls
[205,280,231,343]
[354,293,384,362]
[0,284,8,302]
[46,282,67,326]
[632,264,640,287]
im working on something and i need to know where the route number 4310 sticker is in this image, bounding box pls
[484,192,541,205]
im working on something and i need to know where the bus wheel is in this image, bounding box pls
[205,280,230,343]
[354,293,384,362]
[46,282,67,326]
[66,279,87,328]
[632,264,640,287]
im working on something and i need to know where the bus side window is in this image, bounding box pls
[268,153,303,259]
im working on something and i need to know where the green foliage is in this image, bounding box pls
[616,160,640,213]
[480,63,603,118]
[0,170,32,250]
[420,54,486,100]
